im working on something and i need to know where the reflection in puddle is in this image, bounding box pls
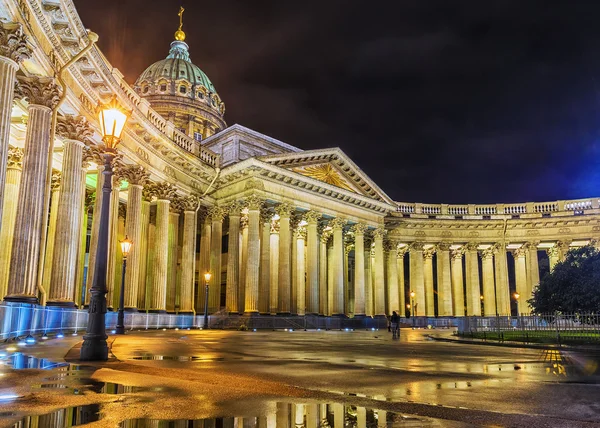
[5,404,101,427]
[120,402,438,428]
[130,354,225,362]
[3,353,68,370]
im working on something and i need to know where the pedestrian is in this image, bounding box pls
[390,311,400,339]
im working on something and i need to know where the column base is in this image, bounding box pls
[276,312,291,316]
[331,313,347,318]
[259,312,271,316]
[373,314,388,319]
[3,295,38,304]
[46,301,76,308]
[147,309,167,314]
[353,314,366,318]
[177,310,194,314]
[244,311,260,316]
[124,307,139,313]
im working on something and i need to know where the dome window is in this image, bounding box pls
[212,99,216,106]
[180,70,185,76]
[160,84,167,92]
[143,86,149,94]
[179,85,187,94]
[197,92,204,99]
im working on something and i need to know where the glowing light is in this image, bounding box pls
[25,335,36,344]
[110,330,116,334]
[17,342,26,347]
[56,333,64,338]
[0,394,19,401]
[6,347,17,352]
[0,353,7,358]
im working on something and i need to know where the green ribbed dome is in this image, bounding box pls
[135,41,216,93]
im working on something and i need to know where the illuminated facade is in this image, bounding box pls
[0,0,598,318]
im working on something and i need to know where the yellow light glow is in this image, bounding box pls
[96,95,130,149]
[410,291,415,298]
[120,235,133,257]
[204,272,212,282]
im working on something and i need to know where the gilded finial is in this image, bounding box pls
[175,6,186,41]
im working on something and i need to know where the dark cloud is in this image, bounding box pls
[76,0,600,204]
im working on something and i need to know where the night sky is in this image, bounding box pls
[76,1,600,204]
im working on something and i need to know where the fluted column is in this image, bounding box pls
[451,247,465,316]
[526,241,540,303]
[547,245,560,271]
[276,202,293,313]
[319,227,330,316]
[148,182,177,312]
[48,116,93,306]
[397,246,407,316]
[513,247,528,313]
[196,210,211,311]
[106,175,123,310]
[384,240,399,315]
[137,193,151,310]
[225,201,243,313]
[327,244,334,316]
[365,238,373,317]
[557,240,570,263]
[494,243,510,315]
[166,201,180,313]
[409,242,425,317]
[372,227,386,317]
[0,23,31,232]
[239,215,249,312]
[331,217,346,316]
[0,147,23,299]
[465,242,481,316]
[259,208,271,314]
[5,76,60,303]
[85,162,104,306]
[244,195,262,314]
[351,223,367,316]
[269,220,280,314]
[305,211,321,314]
[209,205,225,313]
[423,246,435,316]
[436,243,452,316]
[294,225,307,315]
[179,196,199,313]
[41,172,60,298]
[481,247,496,316]
[290,215,299,314]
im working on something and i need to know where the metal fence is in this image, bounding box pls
[457,313,600,344]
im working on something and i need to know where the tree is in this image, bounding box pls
[530,245,600,313]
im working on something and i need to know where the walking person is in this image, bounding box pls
[390,311,400,339]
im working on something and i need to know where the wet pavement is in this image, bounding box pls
[0,329,600,427]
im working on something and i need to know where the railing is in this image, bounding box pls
[457,313,600,345]
[396,197,599,217]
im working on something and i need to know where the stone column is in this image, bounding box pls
[330,217,346,316]
[259,208,271,314]
[239,216,249,312]
[327,244,334,316]
[409,242,425,317]
[0,147,23,299]
[385,240,399,315]
[41,171,60,298]
[196,211,211,311]
[179,196,199,313]
[372,227,386,317]
[269,220,280,314]
[319,226,330,316]
[85,159,105,306]
[166,202,180,313]
[481,247,496,316]
[0,23,31,232]
[225,201,243,313]
[305,211,321,315]
[290,215,299,314]
[526,241,540,303]
[116,165,149,310]
[5,76,60,303]
[106,175,123,310]
[351,223,367,316]
[557,240,571,263]
[423,246,436,316]
[365,238,373,317]
[547,245,560,271]
[494,243,510,315]
[48,116,93,306]
[137,193,151,310]
[244,195,262,314]
[276,202,293,314]
[209,205,225,313]
[148,182,177,312]
[294,225,307,315]
[465,242,481,316]
[451,247,465,316]
[397,246,407,316]
[144,213,156,312]
[436,243,452,316]
[513,246,528,314]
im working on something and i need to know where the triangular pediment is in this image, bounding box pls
[259,148,395,204]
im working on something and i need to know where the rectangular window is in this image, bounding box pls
[194,132,202,142]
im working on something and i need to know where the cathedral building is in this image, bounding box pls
[0,0,597,321]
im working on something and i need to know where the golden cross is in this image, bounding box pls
[178,6,185,31]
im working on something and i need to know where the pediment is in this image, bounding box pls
[259,148,395,204]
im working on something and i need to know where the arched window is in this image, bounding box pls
[143,86,149,94]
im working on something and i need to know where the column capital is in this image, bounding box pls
[423,246,436,259]
[304,210,322,224]
[295,226,307,240]
[208,205,226,222]
[270,219,280,234]
[557,240,571,251]
[7,146,24,170]
[437,242,451,252]
[330,217,347,230]
[147,181,178,201]
[14,75,61,109]
[178,195,200,213]
[480,246,495,259]
[409,241,424,252]
[260,207,273,224]
[0,22,32,64]
[275,201,294,218]
[82,145,104,167]
[465,242,479,252]
[525,241,540,249]
[50,170,61,191]
[117,164,150,186]
[397,245,408,257]
[512,246,527,258]
[451,246,465,260]
[56,115,94,144]
[244,194,264,210]
[226,200,244,216]
[349,222,367,235]
[546,246,559,258]
[241,214,249,229]
[372,226,386,240]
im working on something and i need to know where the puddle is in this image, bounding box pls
[3,404,101,427]
[3,353,68,370]
[130,354,225,362]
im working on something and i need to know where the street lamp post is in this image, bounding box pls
[115,236,132,335]
[410,290,416,328]
[80,96,130,361]
[203,272,211,329]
